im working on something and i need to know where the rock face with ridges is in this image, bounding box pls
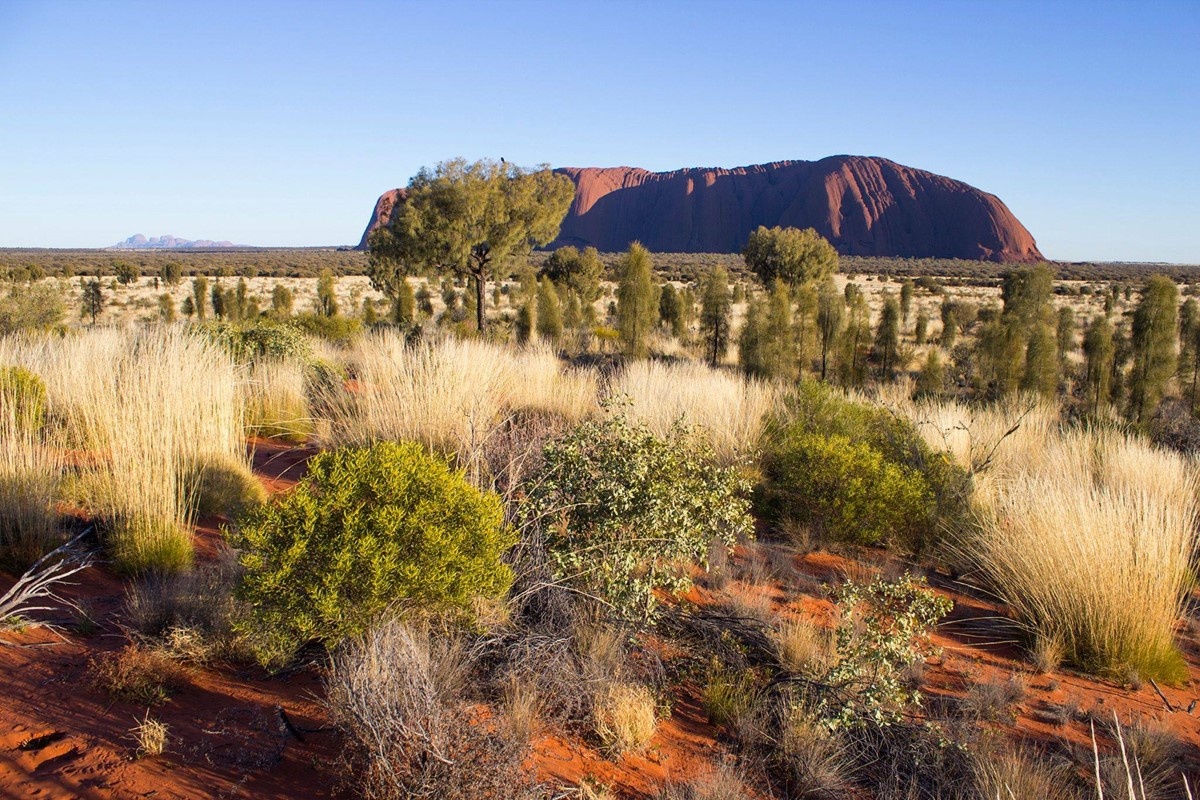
[360,156,1041,262]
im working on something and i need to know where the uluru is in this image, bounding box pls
[359,155,1042,263]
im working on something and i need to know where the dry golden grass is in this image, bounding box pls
[593,682,657,756]
[770,616,834,677]
[610,360,778,464]
[1,327,250,573]
[130,713,168,758]
[893,394,1200,682]
[0,395,62,567]
[243,357,312,442]
[322,333,597,476]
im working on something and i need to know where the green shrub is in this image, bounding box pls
[527,409,754,620]
[231,441,515,669]
[292,312,362,345]
[764,382,968,550]
[762,430,933,547]
[819,574,952,729]
[197,319,311,363]
[0,365,48,432]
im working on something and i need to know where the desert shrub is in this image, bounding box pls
[88,643,188,705]
[765,382,969,551]
[292,312,362,345]
[526,409,754,620]
[593,682,658,756]
[762,430,933,546]
[197,319,311,363]
[325,618,540,800]
[0,282,65,335]
[814,575,951,730]
[232,441,515,668]
[0,365,48,431]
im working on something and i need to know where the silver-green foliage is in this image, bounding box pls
[528,408,753,620]
[819,574,952,729]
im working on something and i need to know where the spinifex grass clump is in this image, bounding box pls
[322,333,596,477]
[2,327,251,574]
[611,359,779,464]
[0,383,62,567]
[0,365,48,432]
[964,430,1198,683]
[899,394,1200,683]
[243,358,313,443]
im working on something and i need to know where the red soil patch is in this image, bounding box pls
[0,563,338,799]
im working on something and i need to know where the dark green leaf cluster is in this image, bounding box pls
[231,441,516,668]
[761,382,968,550]
[196,319,312,363]
[527,409,754,620]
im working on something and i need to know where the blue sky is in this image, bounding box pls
[1,1,1196,262]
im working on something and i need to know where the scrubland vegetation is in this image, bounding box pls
[4,202,1200,796]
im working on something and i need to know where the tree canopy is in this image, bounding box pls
[742,226,839,288]
[367,158,575,331]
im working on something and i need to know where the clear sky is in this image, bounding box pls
[1,1,1196,262]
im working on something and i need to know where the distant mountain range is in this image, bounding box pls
[110,234,241,250]
[361,155,1042,262]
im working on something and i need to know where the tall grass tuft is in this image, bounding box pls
[895,393,1199,683]
[243,357,312,442]
[609,360,778,463]
[321,333,597,477]
[0,387,62,567]
[1,327,250,574]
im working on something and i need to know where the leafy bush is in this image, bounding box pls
[232,441,515,668]
[818,574,952,729]
[763,382,968,550]
[0,366,48,432]
[761,430,933,546]
[292,312,362,345]
[527,409,754,620]
[197,319,311,363]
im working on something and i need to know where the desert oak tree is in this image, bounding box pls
[368,158,575,332]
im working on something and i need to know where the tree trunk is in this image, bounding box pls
[475,273,486,332]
